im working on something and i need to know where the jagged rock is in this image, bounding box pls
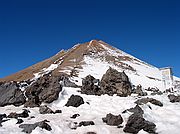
[39,105,54,114]
[168,94,180,103]
[65,95,84,107]
[0,81,26,107]
[100,67,132,96]
[0,119,8,127]
[81,75,101,95]
[0,114,7,127]
[19,120,52,133]
[102,113,123,126]
[123,105,144,115]
[25,73,62,107]
[78,121,95,127]
[146,87,163,95]
[8,109,29,118]
[132,85,147,96]
[135,97,163,107]
[123,113,156,134]
[0,114,6,120]
[24,97,40,108]
[70,114,80,119]
[16,119,24,124]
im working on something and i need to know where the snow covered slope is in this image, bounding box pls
[57,40,164,90]
[1,87,180,134]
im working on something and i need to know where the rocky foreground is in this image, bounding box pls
[0,68,180,134]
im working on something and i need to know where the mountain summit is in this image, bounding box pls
[0,40,178,90]
[1,40,180,134]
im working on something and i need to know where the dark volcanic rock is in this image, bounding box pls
[70,114,80,119]
[0,119,8,127]
[78,121,95,127]
[16,119,24,124]
[168,94,180,103]
[146,87,163,95]
[123,105,144,115]
[123,114,156,134]
[135,97,163,107]
[132,85,147,96]
[81,75,102,95]
[102,113,123,126]
[100,67,132,97]
[19,120,52,133]
[39,105,54,114]
[65,95,84,107]
[0,114,6,120]
[24,97,40,108]
[54,110,62,113]
[25,73,62,107]
[8,109,29,118]
[0,114,7,127]
[0,81,26,107]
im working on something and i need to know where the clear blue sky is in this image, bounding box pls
[0,0,179,78]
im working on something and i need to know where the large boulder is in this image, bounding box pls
[0,81,26,107]
[0,114,7,127]
[19,120,52,133]
[135,97,163,107]
[39,105,54,114]
[100,67,132,96]
[123,113,156,134]
[123,105,144,115]
[65,95,84,107]
[168,94,180,103]
[81,75,101,95]
[25,73,62,107]
[102,113,123,126]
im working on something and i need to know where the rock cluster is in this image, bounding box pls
[82,67,132,97]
